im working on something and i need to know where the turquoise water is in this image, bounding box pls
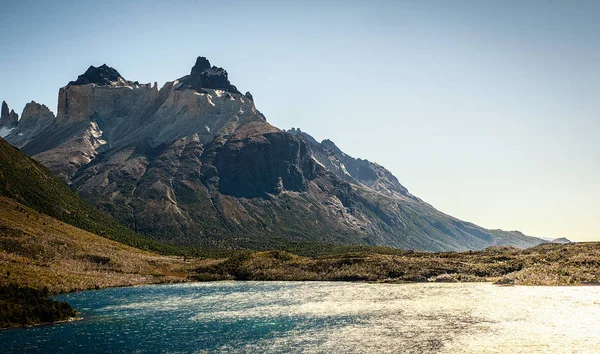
[2,282,600,353]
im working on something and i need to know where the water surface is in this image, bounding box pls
[2,282,599,353]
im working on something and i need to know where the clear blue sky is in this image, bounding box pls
[1,0,598,241]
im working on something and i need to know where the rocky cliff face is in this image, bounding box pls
[0,101,19,137]
[5,56,545,251]
[288,128,414,200]
[4,101,55,146]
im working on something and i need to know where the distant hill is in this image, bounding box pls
[540,237,571,244]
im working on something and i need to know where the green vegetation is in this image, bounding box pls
[0,139,178,254]
[0,285,76,328]
[183,240,412,259]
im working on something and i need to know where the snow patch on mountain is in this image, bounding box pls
[0,127,14,138]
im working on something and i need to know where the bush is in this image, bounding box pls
[0,285,76,328]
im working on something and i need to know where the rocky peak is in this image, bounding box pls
[68,64,130,86]
[287,127,319,146]
[3,101,55,147]
[190,56,212,75]
[21,101,55,123]
[176,56,240,94]
[321,139,344,156]
[1,101,8,118]
[0,101,19,128]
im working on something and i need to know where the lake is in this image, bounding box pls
[2,282,599,353]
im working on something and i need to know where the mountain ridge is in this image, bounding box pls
[3,56,545,251]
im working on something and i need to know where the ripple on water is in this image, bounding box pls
[1,282,599,353]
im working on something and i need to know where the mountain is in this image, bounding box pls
[4,56,545,251]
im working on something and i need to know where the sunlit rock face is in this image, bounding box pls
[8,56,546,251]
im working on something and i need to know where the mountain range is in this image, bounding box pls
[1,56,544,251]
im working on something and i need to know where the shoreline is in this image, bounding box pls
[3,241,599,329]
[0,316,83,331]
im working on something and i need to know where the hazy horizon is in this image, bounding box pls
[1,0,598,241]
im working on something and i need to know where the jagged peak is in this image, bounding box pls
[23,100,54,115]
[1,101,9,116]
[287,127,320,147]
[68,64,132,87]
[176,56,241,94]
[321,139,344,156]
[0,101,18,127]
[190,56,212,75]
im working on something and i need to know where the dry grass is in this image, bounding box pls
[2,195,598,292]
[0,197,212,294]
[195,244,600,286]
[495,243,600,285]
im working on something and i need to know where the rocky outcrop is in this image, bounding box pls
[0,102,18,138]
[1,101,10,126]
[68,64,132,86]
[55,80,157,126]
[7,55,546,251]
[175,56,241,94]
[4,101,55,146]
[0,101,19,137]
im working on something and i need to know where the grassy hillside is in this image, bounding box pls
[0,197,209,294]
[0,138,176,253]
[3,189,596,292]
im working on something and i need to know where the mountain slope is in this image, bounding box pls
[0,137,176,253]
[0,196,200,294]
[4,56,545,251]
[0,135,210,295]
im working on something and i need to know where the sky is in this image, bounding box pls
[1,0,598,241]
